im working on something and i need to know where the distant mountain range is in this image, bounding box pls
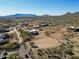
[0,14,36,18]
[1,12,79,18]
[64,12,79,16]
[0,12,79,20]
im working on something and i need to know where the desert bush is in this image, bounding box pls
[18,29,31,41]
[29,42,35,46]
[0,40,9,45]
[7,53,21,59]
[39,28,43,31]
[3,42,19,49]
[45,31,50,37]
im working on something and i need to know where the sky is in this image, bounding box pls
[0,0,79,16]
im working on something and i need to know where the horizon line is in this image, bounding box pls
[0,11,78,16]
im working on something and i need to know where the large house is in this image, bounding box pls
[0,34,9,43]
[0,50,7,59]
[39,23,49,27]
[28,29,39,35]
[0,34,5,42]
[70,26,79,32]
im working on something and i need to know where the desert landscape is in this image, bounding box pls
[0,0,79,59]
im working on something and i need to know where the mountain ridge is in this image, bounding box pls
[0,14,36,18]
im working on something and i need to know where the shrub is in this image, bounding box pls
[4,42,19,49]
[0,40,9,45]
[45,31,50,37]
[18,29,31,41]
[7,53,21,59]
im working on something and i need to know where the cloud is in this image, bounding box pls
[0,9,14,16]
[0,9,34,16]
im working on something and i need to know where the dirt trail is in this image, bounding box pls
[13,27,23,43]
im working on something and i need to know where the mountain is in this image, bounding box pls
[64,12,79,16]
[13,14,36,17]
[1,14,36,18]
[64,12,72,16]
[0,12,79,22]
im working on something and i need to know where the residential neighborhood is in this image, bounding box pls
[0,0,79,59]
[0,20,79,59]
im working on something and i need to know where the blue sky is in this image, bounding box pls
[0,0,79,16]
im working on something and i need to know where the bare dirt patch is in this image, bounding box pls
[31,31,62,48]
[30,27,70,49]
[33,37,60,48]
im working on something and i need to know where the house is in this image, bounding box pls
[28,29,39,35]
[0,28,10,33]
[0,34,5,42]
[33,25,40,29]
[0,34,9,43]
[0,51,7,59]
[19,22,28,27]
[0,25,11,33]
[70,26,79,32]
[39,23,49,27]
[70,26,76,30]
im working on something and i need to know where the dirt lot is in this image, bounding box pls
[29,27,71,49]
[32,37,61,48]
